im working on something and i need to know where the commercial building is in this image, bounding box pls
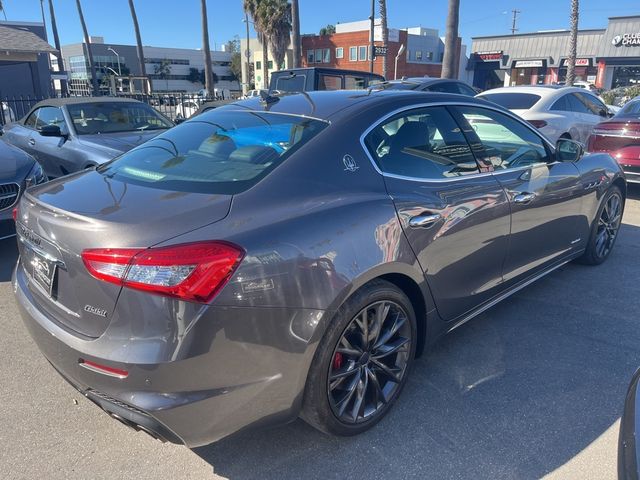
[301,19,467,81]
[61,38,240,95]
[0,21,57,98]
[469,15,640,91]
[239,37,294,91]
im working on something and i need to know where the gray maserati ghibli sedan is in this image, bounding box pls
[13,90,625,447]
[2,97,173,179]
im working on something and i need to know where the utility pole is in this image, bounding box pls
[369,0,375,73]
[511,9,520,35]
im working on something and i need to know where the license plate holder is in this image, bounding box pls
[27,249,57,296]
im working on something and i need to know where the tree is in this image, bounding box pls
[201,0,215,96]
[441,0,460,79]
[378,0,388,78]
[243,0,269,89]
[48,0,68,96]
[319,24,336,36]
[154,59,172,91]
[128,0,149,93]
[291,0,300,67]
[262,0,291,71]
[75,0,99,95]
[225,37,240,53]
[566,0,580,86]
[230,51,242,81]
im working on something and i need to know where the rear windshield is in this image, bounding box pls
[97,110,328,194]
[274,74,307,93]
[479,93,542,110]
[618,100,640,116]
[67,102,173,134]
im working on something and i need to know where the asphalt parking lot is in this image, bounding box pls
[0,186,639,480]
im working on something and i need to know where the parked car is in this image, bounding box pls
[619,367,640,480]
[269,67,384,94]
[13,90,625,447]
[371,77,479,96]
[587,97,640,184]
[2,98,174,179]
[0,139,46,240]
[175,99,200,119]
[244,89,267,99]
[477,86,610,144]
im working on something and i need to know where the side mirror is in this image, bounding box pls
[598,108,610,118]
[556,138,584,162]
[39,124,63,137]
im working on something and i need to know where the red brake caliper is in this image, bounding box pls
[332,352,343,370]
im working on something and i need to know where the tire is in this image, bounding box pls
[301,279,417,436]
[577,185,624,265]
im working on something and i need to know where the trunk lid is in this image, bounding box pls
[17,169,231,338]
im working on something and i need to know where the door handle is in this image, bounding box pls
[409,213,442,228]
[28,139,36,146]
[513,192,536,204]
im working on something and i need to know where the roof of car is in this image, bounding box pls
[478,86,591,98]
[200,89,491,122]
[31,96,145,108]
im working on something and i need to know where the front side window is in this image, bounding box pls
[98,110,327,194]
[576,92,606,116]
[364,106,479,179]
[566,93,591,114]
[67,102,173,135]
[34,106,68,133]
[455,106,550,171]
[349,46,357,61]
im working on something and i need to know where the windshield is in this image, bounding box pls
[67,102,173,135]
[618,100,640,117]
[97,110,328,194]
[479,93,542,110]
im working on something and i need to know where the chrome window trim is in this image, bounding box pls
[359,101,556,184]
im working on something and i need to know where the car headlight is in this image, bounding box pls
[25,161,47,188]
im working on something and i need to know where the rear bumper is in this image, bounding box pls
[13,263,326,447]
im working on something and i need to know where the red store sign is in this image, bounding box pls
[475,51,503,61]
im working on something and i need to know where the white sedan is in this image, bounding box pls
[476,86,610,145]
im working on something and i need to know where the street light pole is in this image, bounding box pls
[369,0,375,73]
[394,44,405,80]
[108,47,122,76]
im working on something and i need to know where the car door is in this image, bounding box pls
[3,109,39,155]
[363,105,511,321]
[29,106,71,178]
[565,93,595,143]
[452,105,584,284]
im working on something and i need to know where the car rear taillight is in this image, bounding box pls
[12,207,17,222]
[82,241,244,303]
[528,120,547,129]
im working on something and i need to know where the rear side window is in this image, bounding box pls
[345,75,366,89]
[318,74,342,90]
[427,82,460,94]
[98,110,327,194]
[479,93,541,110]
[364,106,479,179]
[550,95,570,111]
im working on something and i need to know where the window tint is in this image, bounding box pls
[550,95,570,111]
[427,82,460,94]
[345,75,366,89]
[577,92,606,116]
[455,106,550,171]
[364,106,479,179]
[98,110,327,194]
[566,93,591,114]
[35,106,68,133]
[275,74,306,92]
[318,74,342,90]
[67,102,172,134]
[457,83,478,96]
[479,93,542,110]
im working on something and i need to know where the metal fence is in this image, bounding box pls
[0,91,239,126]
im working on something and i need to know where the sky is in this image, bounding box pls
[1,0,639,51]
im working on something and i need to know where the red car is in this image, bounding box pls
[588,98,640,184]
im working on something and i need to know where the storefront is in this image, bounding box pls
[469,15,640,91]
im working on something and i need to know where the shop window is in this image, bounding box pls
[612,66,640,88]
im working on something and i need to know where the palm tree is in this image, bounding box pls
[291,0,300,68]
[48,0,68,96]
[201,0,215,97]
[378,0,388,78]
[74,0,99,95]
[243,0,269,89]
[0,0,7,21]
[441,0,460,79]
[262,0,291,72]
[128,0,149,93]
[566,0,580,86]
